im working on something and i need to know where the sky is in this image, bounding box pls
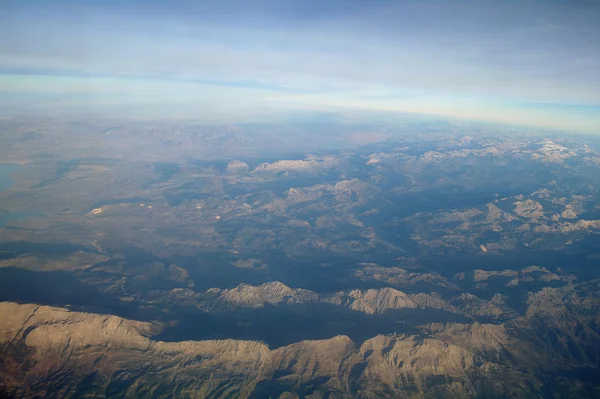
[0,0,599,132]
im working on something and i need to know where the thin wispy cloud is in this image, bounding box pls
[0,0,598,131]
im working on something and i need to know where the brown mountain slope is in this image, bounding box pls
[2,284,600,398]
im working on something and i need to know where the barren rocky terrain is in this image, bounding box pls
[1,117,600,397]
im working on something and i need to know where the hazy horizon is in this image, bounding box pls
[1,0,599,133]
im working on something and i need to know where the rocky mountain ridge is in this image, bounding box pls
[2,281,600,398]
[169,281,514,321]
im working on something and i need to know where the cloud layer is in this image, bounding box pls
[1,0,599,131]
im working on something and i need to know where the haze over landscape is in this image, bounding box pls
[1,1,600,398]
[2,0,600,131]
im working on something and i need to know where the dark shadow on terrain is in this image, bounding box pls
[0,241,92,259]
[164,191,212,207]
[419,238,600,315]
[249,376,334,399]
[425,237,600,279]
[180,246,459,296]
[0,267,156,321]
[154,302,469,348]
[181,249,387,293]
[222,172,340,198]
[248,380,291,399]
[33,158,120,188]
[153,162,180,181]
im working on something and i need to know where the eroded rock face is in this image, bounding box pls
[2,290,600,399]
[3,114,600,399]
[0,302,271,398]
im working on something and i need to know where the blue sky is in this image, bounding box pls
[0,0,599,132]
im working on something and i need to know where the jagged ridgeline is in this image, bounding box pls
[2,281,600,398]
[1,119,600,398]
